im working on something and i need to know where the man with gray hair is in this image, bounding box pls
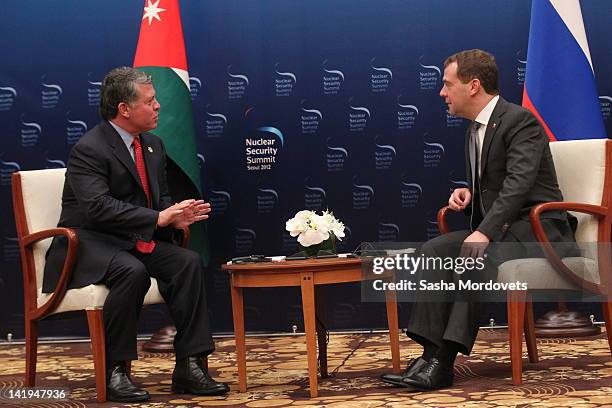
[43,67,229,402]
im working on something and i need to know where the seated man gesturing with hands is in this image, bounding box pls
[44,67,228,402]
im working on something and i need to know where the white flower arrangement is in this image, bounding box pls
[285,210,345,247]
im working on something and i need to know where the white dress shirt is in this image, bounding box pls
[473,94,500,177]
[109,120,136,161]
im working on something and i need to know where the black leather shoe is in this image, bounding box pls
[172,356,230,396]
[380,357,429,387]
[401,357,454,390]
[106,362,150,402]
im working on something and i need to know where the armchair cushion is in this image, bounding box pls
[37,278,165,315]
[498,256,599,290]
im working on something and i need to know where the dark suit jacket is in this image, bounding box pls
[43,120,175,293]
[465,97,571,242]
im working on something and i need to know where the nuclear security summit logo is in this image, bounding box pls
[304,182,327,210]
[326,138,348,172]
[41,76,62,109]
[301,99,322,135]
[66,113,88,145]
[189,76,202,100]
[20,115,42,148]
[378,222,400,241]
[418,57,441,90]
[374,136,396,170]
[0,159,21,186]
[322,60,344,95]
[400,179,422,209]
[245,126,284,171]
[275,63,297,97]
[397,96,418,130]
[205,105,227,138]
[348,101,370,132]
[370,58,392,93]
[227,65,249,100]
[235,227,256,255]
[0,85,17,111]
[352,176,374,210]
[87,73,102,107]
[423,139,444,168]
[208,189,231,216]
[257,188,279,214]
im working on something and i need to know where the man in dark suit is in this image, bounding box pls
[43,67,229,402]
[380,49,576,390]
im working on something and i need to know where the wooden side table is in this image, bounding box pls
[222,257,401,397]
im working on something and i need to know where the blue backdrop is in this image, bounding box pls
[1,0,611,339]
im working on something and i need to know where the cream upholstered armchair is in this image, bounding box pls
[497,139,612,385]
[12,168,170,402]
[437,139,612,386]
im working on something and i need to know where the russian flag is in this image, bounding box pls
[522,0,606,141]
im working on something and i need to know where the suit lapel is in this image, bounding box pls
[480,97,508,175]
[104,121,142,189]
[139,133,160,208]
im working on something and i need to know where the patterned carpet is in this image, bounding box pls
[1,329,611,407]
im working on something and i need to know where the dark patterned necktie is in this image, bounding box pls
[133,135,156,253]
[469,122,483,231]
[469,122,481,186]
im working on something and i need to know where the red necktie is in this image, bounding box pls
[132,136,156,253]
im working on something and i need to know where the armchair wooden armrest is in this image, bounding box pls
[530,201,609,295]
[437,205,458,235]
[29,225,188,321]
[179,226,190,248]
[21,227,79,320]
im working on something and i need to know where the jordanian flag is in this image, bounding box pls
[133,0,209,264]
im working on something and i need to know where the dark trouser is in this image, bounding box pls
[102,241,215,362]
[405,217,577,356]
[405,230,481,355]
